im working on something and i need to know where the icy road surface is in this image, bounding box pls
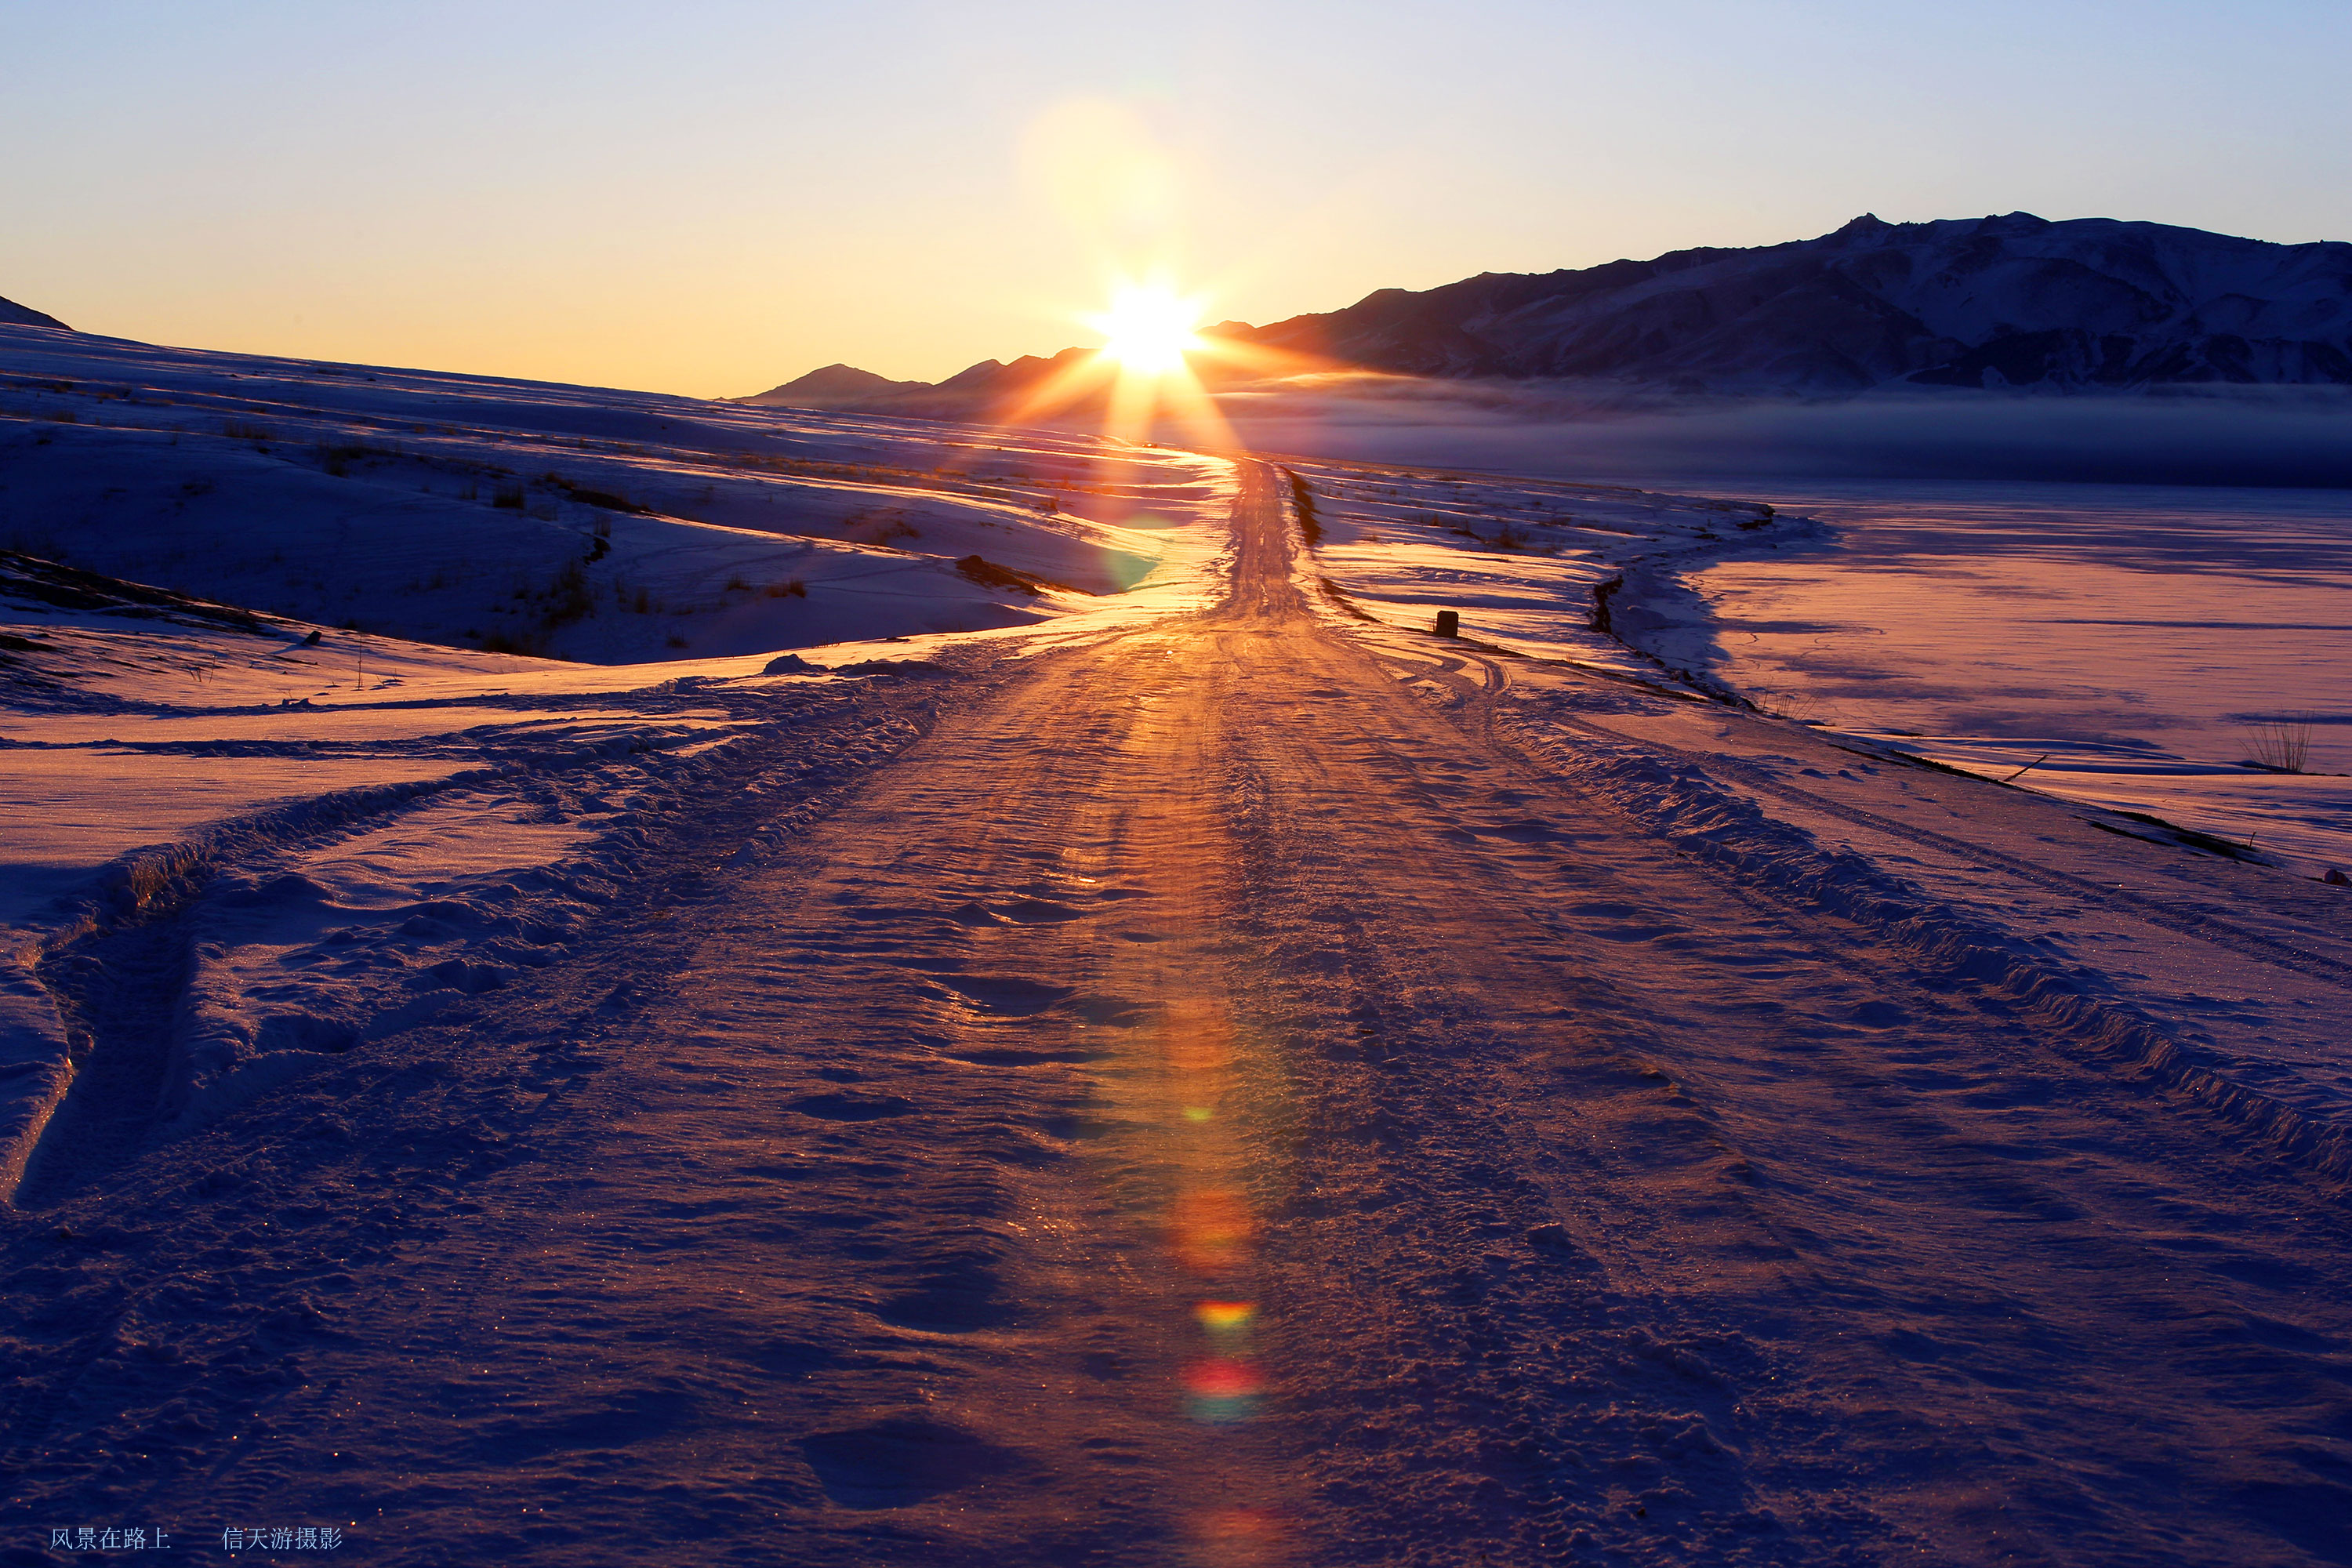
[5,466,2351,1566]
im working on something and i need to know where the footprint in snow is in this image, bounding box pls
[799,1418,1018,1509]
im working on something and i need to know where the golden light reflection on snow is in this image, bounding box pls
[1171,1185,1254,1272]
[1191,1506,1283,1566]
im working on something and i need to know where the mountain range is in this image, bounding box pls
[750,213,2352,412]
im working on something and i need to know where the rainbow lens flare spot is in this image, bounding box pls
[1195,1300,1256,1332]
[1184,1357,1265,1423]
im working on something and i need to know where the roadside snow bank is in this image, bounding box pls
[1853,734,2352,880]
[1499,691,2352,1184]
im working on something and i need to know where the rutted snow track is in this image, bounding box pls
[2,466,2350,1566]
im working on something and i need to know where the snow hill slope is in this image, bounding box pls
[0,325,1227,663]
[757,214,2352,411]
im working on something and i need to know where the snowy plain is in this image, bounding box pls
[5,328,2352,1563]
[1600,482,2352,879]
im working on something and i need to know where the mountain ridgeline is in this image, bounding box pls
[750,213,2352,410]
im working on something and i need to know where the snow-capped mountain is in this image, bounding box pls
[1215,213,2352,394]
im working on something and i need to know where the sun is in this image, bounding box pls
[1086,283,1203,376]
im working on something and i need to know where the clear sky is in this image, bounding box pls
[5,0,2348,397]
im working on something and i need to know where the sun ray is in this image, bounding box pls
[984,271,1352,456]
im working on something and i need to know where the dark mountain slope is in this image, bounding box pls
[1216,213,2352,393]
[0,294,69,331]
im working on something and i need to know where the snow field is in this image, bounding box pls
[4,458,2351,1559]
[1652,483,2352,880]
[5,670,949,1207]
[1272,454,2352,1203]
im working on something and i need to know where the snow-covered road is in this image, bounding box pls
[5,465,2350,1566]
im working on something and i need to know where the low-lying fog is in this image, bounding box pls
[1207,377,2352,490]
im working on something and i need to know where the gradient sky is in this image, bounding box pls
[5,0,2348,397]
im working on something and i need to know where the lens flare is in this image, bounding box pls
[1185,1356,1266,1423]
[1185,1358,1264,1398]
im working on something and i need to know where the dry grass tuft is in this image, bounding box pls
[2242,714,2318,773]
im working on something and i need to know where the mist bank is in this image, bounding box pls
[1201,380,2352,490]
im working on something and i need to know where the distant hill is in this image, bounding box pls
[753,213,2352,412]
[739,362,925,407]
[739,352,1098,416]
[0,293,68,331]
